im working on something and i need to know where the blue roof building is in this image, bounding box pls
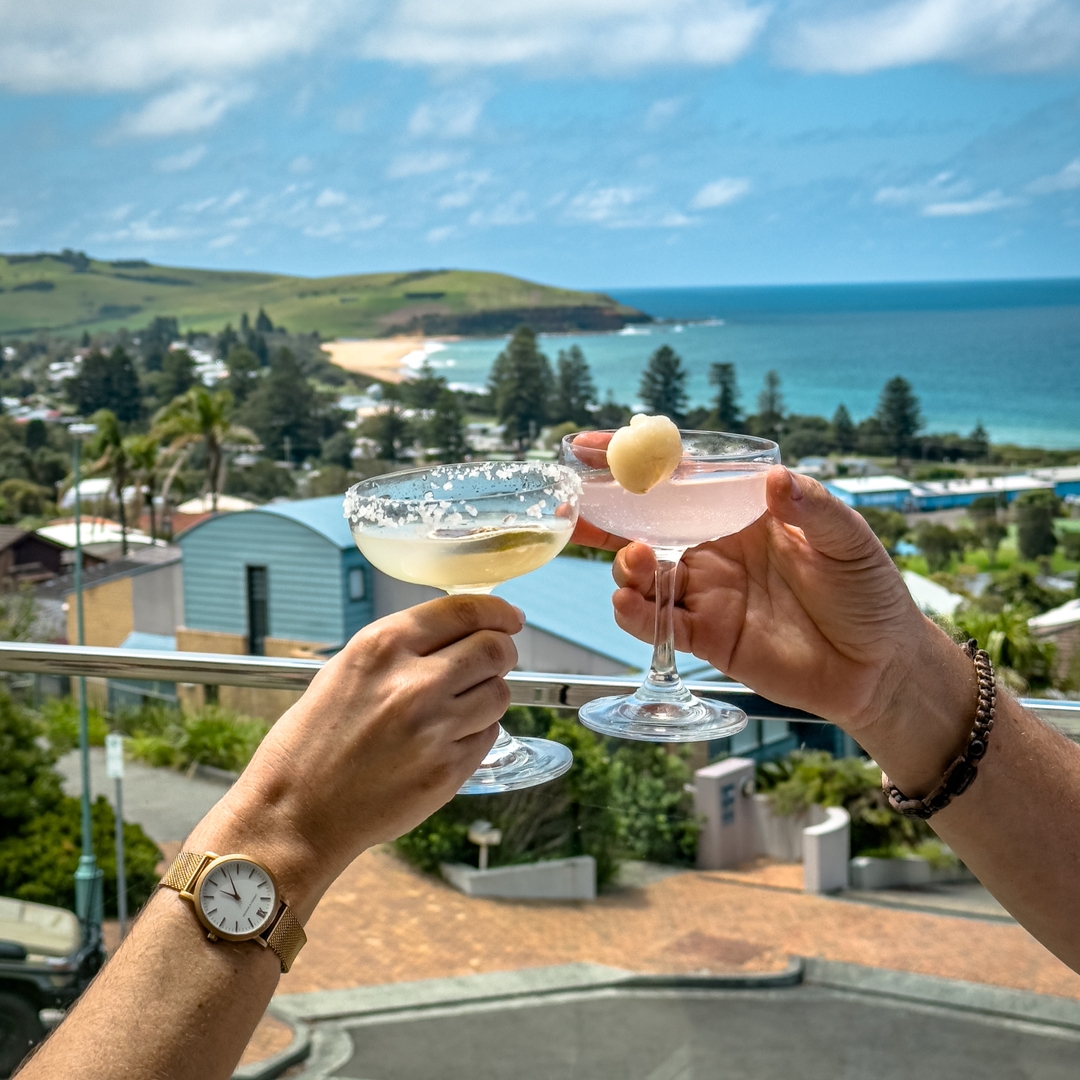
[177,495,372,655]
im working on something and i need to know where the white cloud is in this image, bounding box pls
[407,92,485,138]
[922,190,1025,216]
[93,215,189,243]
[155,144,207,172]
[0,1,343,93]
[116,83,251,138]
[0,212,18,229]
[873,171,967,206]
[438,171,492,208]
[289,156,314,174]
[221,189,248,210]
[208,233,237,249]
[387,150,462,179]
[776,0,1080,75]
[315,188,348,208]
[644,97,685,131]
[1027,158,1080,194]
[567,186,644,223]
[360,1,768,72]
[690,177,751,209]
[468,191,533,226]
[427,225,457,242]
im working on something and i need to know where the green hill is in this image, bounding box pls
[0,250,650,339]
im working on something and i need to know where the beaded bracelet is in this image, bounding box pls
[881,639,996,820]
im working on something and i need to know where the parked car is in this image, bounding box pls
[0,897,105,1077]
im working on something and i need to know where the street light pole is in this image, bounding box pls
[69,421,102,938]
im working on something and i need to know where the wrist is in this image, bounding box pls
[848,616,978,797]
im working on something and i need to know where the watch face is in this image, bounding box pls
[195,858,278,940]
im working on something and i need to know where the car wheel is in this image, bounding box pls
[0,992,45,1078]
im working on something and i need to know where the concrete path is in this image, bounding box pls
[55,748,231,844]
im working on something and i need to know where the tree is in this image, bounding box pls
[754,370,785,442]
[552,346,597,427]
[428,389,468,463]
[875,376,922,463]
[1015,489,1061,561]
[24,419,46,452]
[401,360,447,410]
[968,421,990,462]
[154,387,256,513]
[158,348,197,403]
[67,347,141,423]
[361,407,411,462]
[239,348,333,461]
[87,410,134,554]
[224,346,261,406]
[125,434,164,541]
[831,405,856,453]
[488,327,553,451]
[639,346,687,425]
[255,308,274,334]
[708,362,742,431]
[914,522,962,572]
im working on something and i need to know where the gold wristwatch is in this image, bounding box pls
[160,852,307,973]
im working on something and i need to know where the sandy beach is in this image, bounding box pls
[322,337,444,383]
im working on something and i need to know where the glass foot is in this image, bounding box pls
[458,730,573,794]
[578,693,748,743]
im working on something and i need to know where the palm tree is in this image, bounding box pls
[124,433,164,541]
[153,386,256,513]
[86,409,133,555]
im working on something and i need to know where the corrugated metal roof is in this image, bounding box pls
[119,631,177,651]
[251,496,355,549]
[494,556,721,677]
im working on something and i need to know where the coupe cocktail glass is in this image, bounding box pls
[560,429,780,743]
[343,461,581,793]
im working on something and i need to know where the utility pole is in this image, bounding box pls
[69,421,102,940]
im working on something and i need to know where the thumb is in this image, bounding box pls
[766,466,883,563]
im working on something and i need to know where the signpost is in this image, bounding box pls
[104,733,127,940]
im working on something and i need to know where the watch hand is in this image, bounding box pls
[225,873,242,901]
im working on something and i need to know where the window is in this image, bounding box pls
[246,565,268,656]
[348,567,366,601]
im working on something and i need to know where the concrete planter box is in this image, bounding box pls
[849,855,973,890]
[440,856,596,901]
[751,795,826,861]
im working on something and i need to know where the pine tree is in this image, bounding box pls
[639,346,688,424]
[255,308,274,333]
[754,370,785,441]
[225,346,262,405]
[238,348,324,460]
[831,404,856,453]
[552,346,597,426]
[708,362,742,431]
[875,376,923,463]
[428,390,469,463]
[968,421,990,462]
[158,348,197,403]
[67,347,141,424]
[488,327,553,451]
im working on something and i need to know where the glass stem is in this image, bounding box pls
[638,549,693,704]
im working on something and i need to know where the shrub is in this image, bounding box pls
[755,750,934,858]
[37,696,110,755]
[394,707,699,887]
[120,703,269,774]
[0,689,161,915]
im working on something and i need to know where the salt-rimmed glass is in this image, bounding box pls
[344,461,581,793]
[559,429,780,743]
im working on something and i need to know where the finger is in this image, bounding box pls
[436,629,518,695]
[766,466,882,563]
[388,595,525,655]
[612,542,658,593]
[454,721,502,769]
[571,516,629,552]
[568,430,611,470]
[612,588,694,654]
[447,677,513,735]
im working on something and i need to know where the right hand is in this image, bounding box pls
[600,466,962,736]
[185,595,523,919]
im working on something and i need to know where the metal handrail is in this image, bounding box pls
[2,642,1079,733]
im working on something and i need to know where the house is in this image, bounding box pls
[175,496,374,720]
[1029,599,1080,686]
[0,527,73,585]
[168,494,258,535]
[35,545,183,709]
[824,476,916,511]
[38,518,161,561]
[911,474,1054,511]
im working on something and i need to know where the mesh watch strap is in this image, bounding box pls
[160,851,307,973]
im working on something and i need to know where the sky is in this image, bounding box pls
[1,1,1079,288]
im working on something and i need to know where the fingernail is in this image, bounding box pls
[788,470,804,501]
[512,605,526,625]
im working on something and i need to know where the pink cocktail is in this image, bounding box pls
[560,429,780,743]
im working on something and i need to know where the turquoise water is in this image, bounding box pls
[424,279,1080,449]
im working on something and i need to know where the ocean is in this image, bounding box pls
[416,279,1080,450]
